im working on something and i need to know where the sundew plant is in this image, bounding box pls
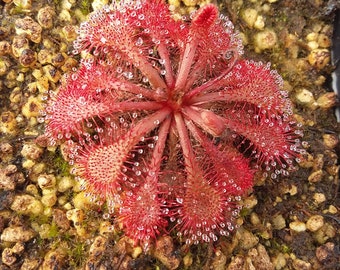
[44,0,303,247]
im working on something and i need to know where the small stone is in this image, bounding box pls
[327,205,337,214]
[306,32,318,42]
[289,220,306,232]
[11,242,25,254]
[37,49,52,65]
[312,154,324,171]
[43,64,61,83]
[15,16,42,43]
[73,191,98,210]
[254,15,265,30]
[52,209,70,231]
[317,92,336,109]
[313,193,326,204]
[66,208,84,224]
[21,96,44,119]
[11,35,29,58]
[241,8,258,28]
[37,6,55,29]
[250,212,261,225]
[227,255,246,270]
[247,244,274,270]
[0,41,11,56]
[237,228,259,250]
[0,57,11,76]
[41,192,57,207]
[0,143,13,162]
[307,40,319,50]
[322,134,338,149]
[317,33,331,48]
[66,208,87,237]
[306,215,324,232]
[0,111,18,135]
[2,248,16,266]
[0,164,25,191]
[212,249,227,270]
[62,25,77,41]
[253,29,277,52]
[272,253,287,270]
[308,49,330,69]
[42,249,67,270]
[10,194,44,216]
[51,52,67,67]
[88,235,107,260]
[308,170,323,183]
[20,259,40,270]
[37,174,56,189]
[57,176,75,192]
[183,252,193,268]
[272,214,286,230]
[92,0,109,11]
[295,89,317,109]
[21,143,44,160]
[99,221,113,235]
[153,236,180,269]
[19,48,37,67]
[1,226,36,242]
[316,242,335,263]
[292,258,311,270]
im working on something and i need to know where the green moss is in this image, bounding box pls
[271,239,291,253]
[47,222,60,238]
[239,207,251,217]
[67,241,86,267]
[78,0,92,15]
[47,149,72,177]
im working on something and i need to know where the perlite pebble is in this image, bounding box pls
[292,258,311,270]
[313,193,326,204]
[308,170,323,183]
[308,49,330,69]
[92,0,109,11]
[272,214,286,230]
[295,89,318,109]
[21,143,44,160]
[21,96,44,119]
[253,29,277,52]
[37,174,56,189]
[41,192,57,207]
[57,176,75,192]
[1,226,36,242]
[15,17,42,43]
[237,228,259,250]
[10,194,44,216]
[241,8,258,28]
[289,220,306,232]
[306,215,324,232]
[322,134,338,149]
[272,253,287,270]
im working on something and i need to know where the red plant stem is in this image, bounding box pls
[157,43,175,89]
[174,112,196,176]
[108,101,165,114]
[109,79,166,101]
[146,117,171,183]
[183,48,239,103]
[174,36,199,94]
[130,108,171,140]
[125,49,167,90]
